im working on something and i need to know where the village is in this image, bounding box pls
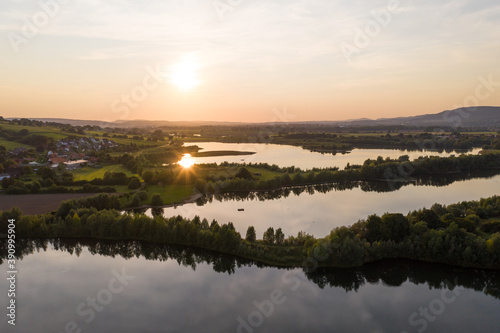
[0,136,118,181]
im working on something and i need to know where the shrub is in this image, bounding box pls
[151,193,164,207]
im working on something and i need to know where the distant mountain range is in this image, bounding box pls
[7,106,499,128]
[341,106,500,128]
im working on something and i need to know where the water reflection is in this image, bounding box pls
[3,239,500,299]
[193,169,500,206]
[2,239,500,333]
[184,142,481,170]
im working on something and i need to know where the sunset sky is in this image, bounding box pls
[1,0,499,122]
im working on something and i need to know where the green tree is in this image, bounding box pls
[414,209,442,229]
[151,193,164,207]
[151,129,165,141]
[381,213,410,243]
[128,177,141,190]
[246,226,256,242]
[130,194,141,207]
[21,165,33,176]
[263,227,275,244]
[365,214,383,243]
[235,167,253,180]
[39,167,56,180]
[142,170,155,184]
[30,181,41,194]
[275,227,284,245]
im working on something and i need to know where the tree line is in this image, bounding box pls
[194,153,500,194]
[1,195,499,269]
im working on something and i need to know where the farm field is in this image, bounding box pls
[0,193,99,215]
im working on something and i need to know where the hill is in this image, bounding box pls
[344,106,500,128]
[6,106,499,128]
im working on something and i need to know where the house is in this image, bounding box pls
[49,156,68,167]
[68,152,85,160]
[8,147,27,156]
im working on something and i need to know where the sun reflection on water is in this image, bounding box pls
[178,154,195,168]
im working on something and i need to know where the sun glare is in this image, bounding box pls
[178,154,195,168]
[169,57,199,91]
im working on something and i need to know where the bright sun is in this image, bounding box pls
[178,154,195,168]
[169,57,199,91]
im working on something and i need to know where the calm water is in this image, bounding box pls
[182,142,481,170]
[155,174,500,238]
[1,240,499,333]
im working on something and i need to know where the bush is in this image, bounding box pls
[128,177,141,190]
[235,167,253,180]
[151,193,164,207]
[136,190,148,201]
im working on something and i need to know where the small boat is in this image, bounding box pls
[237,208,244,211]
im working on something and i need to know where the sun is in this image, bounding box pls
[178,154,195,168]
[169,57,199,91]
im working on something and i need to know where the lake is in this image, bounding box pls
[1,239,499,333]
[181,142,481,170]
[154,174,500,238]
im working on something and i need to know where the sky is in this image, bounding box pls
[0,0,499,123]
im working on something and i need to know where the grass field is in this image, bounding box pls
[245,166,284,180]
[72,165,138,181]
[120,184,194,206]
[0,138,36,150]
[0,122,82,139]
[0,122,162,147]
[480,149,500,155]
[193,165,284,181]
[146,184,194,204]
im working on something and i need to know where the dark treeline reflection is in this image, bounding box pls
[306,260,500,299]
[2,238,499,299]
[195,169,500,205]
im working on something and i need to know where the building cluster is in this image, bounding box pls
[55,137,118,153]
[1,137,118,180]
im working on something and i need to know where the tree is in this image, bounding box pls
[142,170,155,184]
[30,181,41,194]
[151,129,165,141]
[235,167,253,180]
[421,209,441,229]
[275,228,284,245]
[39,167,56,180]
[21,166,33,176]
[151,193,164,207]
[381,213,410,243]
[156,169,173,185]
[130,194,141,207]
[246,226,256,242]
[56,163,67,174]
[1,177,14,189]
[263,227,275,244]
[365,214,383,243]
[128,177,141,190]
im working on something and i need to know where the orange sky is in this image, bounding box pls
[1,0,499,122]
